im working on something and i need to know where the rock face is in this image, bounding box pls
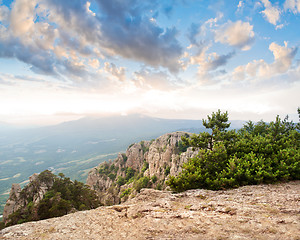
[2,172,54,224]
[86,132,198,205]
[2,184,22,223]
[1,181,299,240]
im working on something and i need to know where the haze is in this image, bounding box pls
[0,0,299,127]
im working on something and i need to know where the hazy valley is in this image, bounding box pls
[2,114,232,215]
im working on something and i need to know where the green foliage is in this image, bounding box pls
[164,166,171,176]
[167,110,300,192]
[177,140,189,153]
[128,144,134,149]
[98,162,118,181]
[141,161,149,173]
[98,162,110,175]
[4,171,100,227]
[202,109,231,131]
[151,175,158,183]
[37,170,54,184]
[121,153,128,162]
[125,167,135,182]
[116,176,125,186]
[156,182,162,190]
[133,176,150,192]
[108,173,116,180]
[120,188,132,198]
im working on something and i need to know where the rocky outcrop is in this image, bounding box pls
[86,132,198,205]
[2,171,54,224]
[1,181,299,240]
[2,184,22,223]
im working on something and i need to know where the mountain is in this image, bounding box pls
[0,131,206,228]
[0,114,246,215]
[0,114,206,214]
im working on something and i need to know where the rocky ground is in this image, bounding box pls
[1,181,299,240]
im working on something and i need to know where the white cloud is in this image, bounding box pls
[192,50,235,73]
[104,62,126,82]
[0,4,9,23]
[260,0,281,25]
[215,20,255,51]
[233,41,297,81]
[0,0,185,83]
[9,0,37,37]
[133,68,179,91]
[86,1,96,16]
[237,1,243,9]
[284,0,300,13]
[89,59,100,69]
[275,24,284,30]
[187,12,223,48]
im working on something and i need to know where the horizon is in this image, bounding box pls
[0,110,298,129]
[0,0,299,126]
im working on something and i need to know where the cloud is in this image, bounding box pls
[260,0,281,25]
[188,46,234,86]
[104,62,126,82]
[0,73,56,87]
[94,0,183,73]
[284,0,300,13]
[215,20,255,51]
[233,41,297,81]
[187,23,201,47]
[133,68,180,90]
[9,0,37,37]
[237,1,243,9]
[0,3,9,24]
[187,12,223,48]
[191,49,235,72]
[89,59,100,69]
[0,0,184,84]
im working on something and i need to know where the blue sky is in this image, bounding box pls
[0,0,299,125]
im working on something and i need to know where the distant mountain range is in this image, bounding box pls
[0,114,245,214]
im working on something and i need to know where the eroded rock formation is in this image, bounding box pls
[2,172,54,224]
[86,131,198,205]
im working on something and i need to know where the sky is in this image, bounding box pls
[0,0,299,126]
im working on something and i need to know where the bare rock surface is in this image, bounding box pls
[1,181,299,240]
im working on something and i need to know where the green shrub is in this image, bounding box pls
[141,161,149,173]
[120,188,132,198]
[122,153,128,162]
[167,110,300,192]
[151,175,158,183]
[164,166,171,176]
[108,173,116,181]
[134,177,150,192]
[5,171,101,227]
[177,140,189,153]
[125,167,135,182]
[116,176,125,186]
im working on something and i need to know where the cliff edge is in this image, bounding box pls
[1,181,299,240]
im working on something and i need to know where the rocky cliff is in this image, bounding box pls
[86,131,198,205]
[2,171,100,228]
[1,181,299,240]
[2,172,54,225]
